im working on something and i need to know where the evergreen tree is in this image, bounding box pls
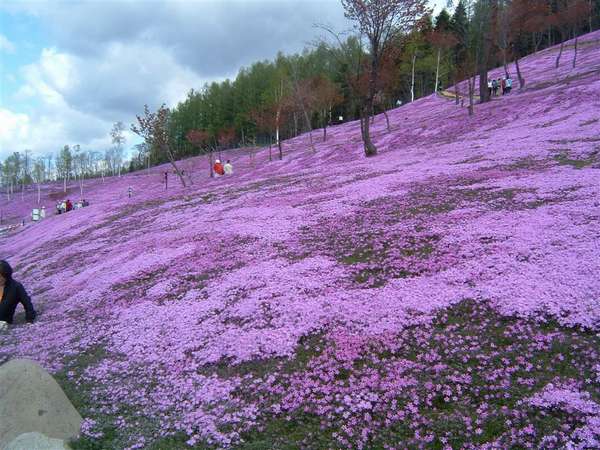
[451,0,469,66]
[435,8,452,32]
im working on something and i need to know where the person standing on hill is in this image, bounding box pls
[487,79,492,98]
[501,78,506,95]
[224,160,233,175]
[492,78,498,97]
[0,260,36,325]
[128,186,133,198]
[65,199,73,212]
[505,76,512,94]
[164,171,168,190]
[213,160,225,177]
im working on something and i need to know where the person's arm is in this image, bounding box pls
[17,283,36,323]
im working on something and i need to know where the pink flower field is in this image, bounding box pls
[1,33,600,449]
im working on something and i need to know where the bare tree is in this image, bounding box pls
[311,76,343,141]
[132,104,186,187]
[32,157,45,204]
[553,0,590,68]
[250,103,287,160]
[110,122,126,177]
[218,127,236,162]
[427,30,458,93]
[57,145,72,193]
[508,0,549,88]
[341,0,427,156]
[186,129,213,178]
[287,63,318,153]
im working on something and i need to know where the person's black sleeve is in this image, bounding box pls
[17,283,36,323]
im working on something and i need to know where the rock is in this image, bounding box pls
[0,359,82,449]
[5,432,71,450]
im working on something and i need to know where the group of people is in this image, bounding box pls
[56,199,89,214]
[56,199,73,214]
[487,75,513,97]
[213,159,233,177]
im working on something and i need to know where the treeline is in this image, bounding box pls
[4,0,598,194]
[149,0,598,166]
[1,122,129,201]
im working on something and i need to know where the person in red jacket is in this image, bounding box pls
[65,199,73,212]
[213,160,225,177]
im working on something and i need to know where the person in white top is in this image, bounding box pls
[223,160,233,175]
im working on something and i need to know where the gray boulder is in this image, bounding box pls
[5,432,71,450]
[0,359,82,449]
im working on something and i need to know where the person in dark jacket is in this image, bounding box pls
[0,260,36,324]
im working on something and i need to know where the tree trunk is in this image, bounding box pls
[467,74,475,116]
[276,106,281,154]
[454,73,460,105]
[37,183,41,204]
[502,48,510,78]
[533,33,542,53]
[383,109,391,132]
[63,177,67,193]
[209,150,214,178]
[479,68,489,103]
[360,105,377,157]
[411,53,417,102]
[322,112,327,141]
[269,139,272,162]
[556,41,564,68]
[293,112,298,136]
[434,48,441,94]
[161,145,186,187]
[515,57,525,88]
[278,137,283,160]
[572,37,578,68]
[300,107,316,153]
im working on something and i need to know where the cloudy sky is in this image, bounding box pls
[0,0,447,160]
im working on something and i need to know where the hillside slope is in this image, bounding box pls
[1,32,600,449]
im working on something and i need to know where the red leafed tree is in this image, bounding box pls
[288,74,318,153]
[217,126,236,161]
[508,0,550,88]
[310,76,343,141]
[341,0,427,157]
[373,48,400,132]
[551,0,591,68]
[249,105,279,161]
[186,129,213,178]
[131,104,186,187]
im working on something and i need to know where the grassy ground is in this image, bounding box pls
[63,298,599,449]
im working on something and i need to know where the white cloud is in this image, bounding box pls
[0,109,30,145]
[2,42,206,158]
[0,34,16,53]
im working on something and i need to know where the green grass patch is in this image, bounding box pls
[554,152,597,169]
